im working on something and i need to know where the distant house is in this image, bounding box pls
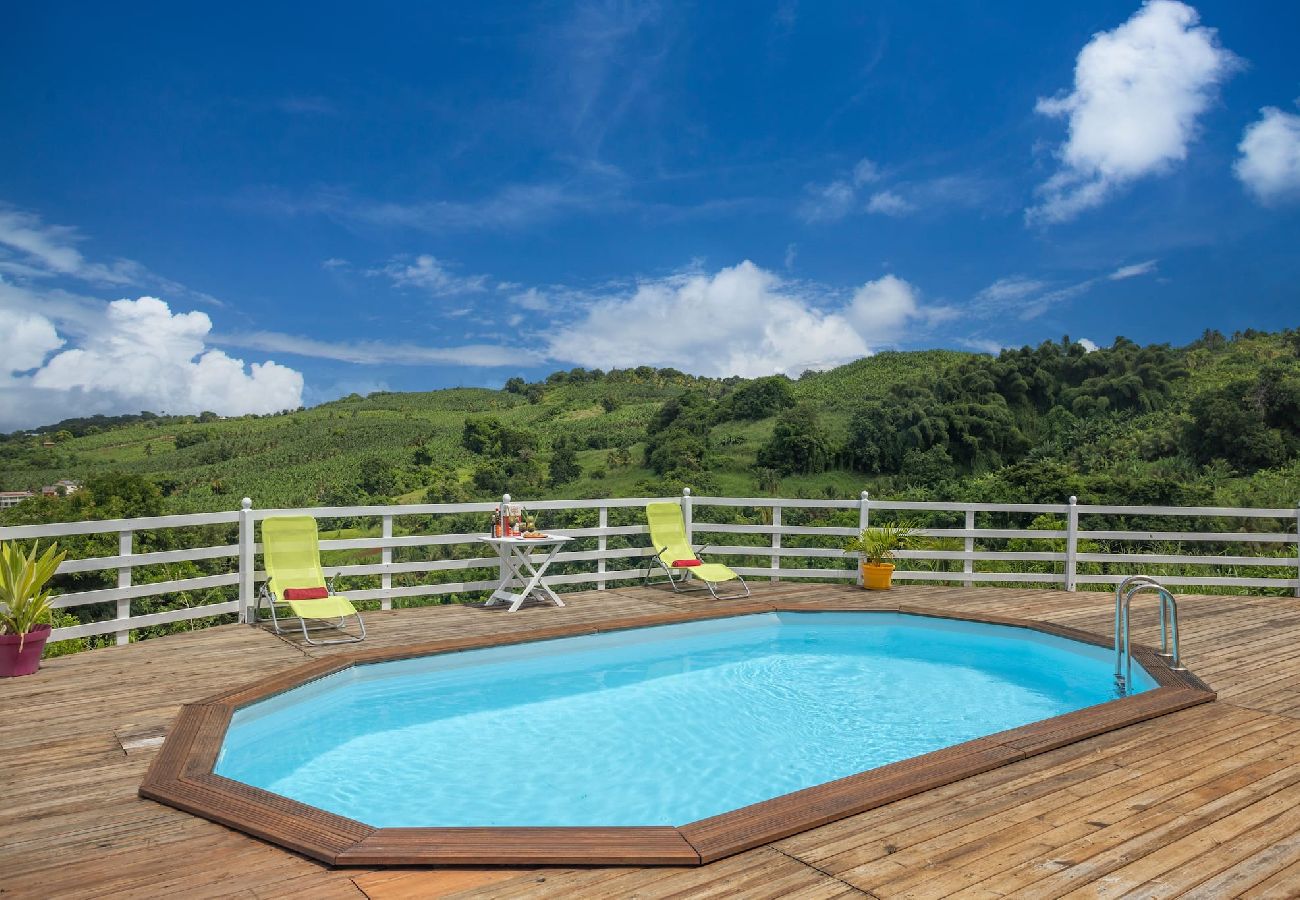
[0,490,35,509]
[39,480,81,498]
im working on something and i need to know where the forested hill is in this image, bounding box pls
[2,329,1298,524]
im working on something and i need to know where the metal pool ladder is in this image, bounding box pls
[1114,575,1185,696]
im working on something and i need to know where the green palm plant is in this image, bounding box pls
[842,522,917,565]
[0,542,67,653]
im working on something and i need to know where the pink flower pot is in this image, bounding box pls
[0,624,52,677]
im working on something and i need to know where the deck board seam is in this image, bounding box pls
[769,843,877,897]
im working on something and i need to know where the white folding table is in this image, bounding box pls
[478,533,572,612]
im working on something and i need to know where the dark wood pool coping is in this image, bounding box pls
[139,599,1215,867]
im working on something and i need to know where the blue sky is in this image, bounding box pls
[1,1,1298,428]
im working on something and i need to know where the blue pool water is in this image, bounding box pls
[215,611,1155,827]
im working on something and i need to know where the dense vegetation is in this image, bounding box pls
[2,328,1298,654]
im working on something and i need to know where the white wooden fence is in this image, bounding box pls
[1,490,1297,647]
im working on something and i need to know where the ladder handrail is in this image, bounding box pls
[1115,575,1184,695]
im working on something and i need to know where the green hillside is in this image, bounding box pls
[2,331,1298,519]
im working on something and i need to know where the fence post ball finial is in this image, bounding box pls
[682,487,691,497]
[241,497,252,510]
[861,490,869,500]
[502,493,511,503]
[1069,495,1078,505]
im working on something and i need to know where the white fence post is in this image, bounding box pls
[499,493,510,589]
[964,509,975,588]
[115,530,132,646]
[682,488,693,547]
[857,491,870,585]
[770,504,781,583]
[597,505,608,590]
[1066,495,1079,592]
[381,514,393,610]
[238,498,254,624]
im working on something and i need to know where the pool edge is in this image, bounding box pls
[139,598,1216,868]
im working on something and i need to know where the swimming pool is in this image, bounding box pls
[215,611,1158,828]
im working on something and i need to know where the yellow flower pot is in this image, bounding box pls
[861,562,895,590]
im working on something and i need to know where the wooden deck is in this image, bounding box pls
[4,582,1300,898]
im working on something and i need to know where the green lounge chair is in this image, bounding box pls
[644,502,750,600]
[256,515,365,645]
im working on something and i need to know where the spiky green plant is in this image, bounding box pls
[0,541,66,653]
[842,522,917,566]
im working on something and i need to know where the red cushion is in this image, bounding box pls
[283,587,328,600]
[671,559,702,568]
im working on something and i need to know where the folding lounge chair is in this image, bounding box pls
[644,501,750,600]
[256,515,365,645]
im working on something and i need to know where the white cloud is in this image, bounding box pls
[510,287,549,310]
[0,297,303,430]
[0,207,147,285]
[0,306,64,372]
[1078,337,1100,352]
[798,158,880,222]
[546,261,940,378]
[865,190,915,216]
[1235,106,1300,203]
[851,159,880,185]
[238,179,618,234]
[215,330,540,368]
[1109,259,1159,280]
[1029,1,1238,223]
[844,275,925,340]
[0,205,228,312]
[373,254,490,296]
[972,266,1151,321]
[959,337,1006,355]
[799,181,858,223]
[974,277,1051,309]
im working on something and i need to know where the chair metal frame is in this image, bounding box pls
[644,543,751,600]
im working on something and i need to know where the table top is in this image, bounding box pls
[477,533,571,545]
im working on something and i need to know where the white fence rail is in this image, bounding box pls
[1,490,1296,646]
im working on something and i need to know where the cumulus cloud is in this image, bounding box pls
[0,306,64,372]
[1077,337,1100,352]
[0,295,303,431]
[0,203,304,430]
[844,275,930,340]
[373,254,490,296]
[545,261,940,378]
[1029,1,1238,223]
[1235,106,1300,203]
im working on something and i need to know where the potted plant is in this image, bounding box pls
[0,541,66,677]
[843,523,916,590]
